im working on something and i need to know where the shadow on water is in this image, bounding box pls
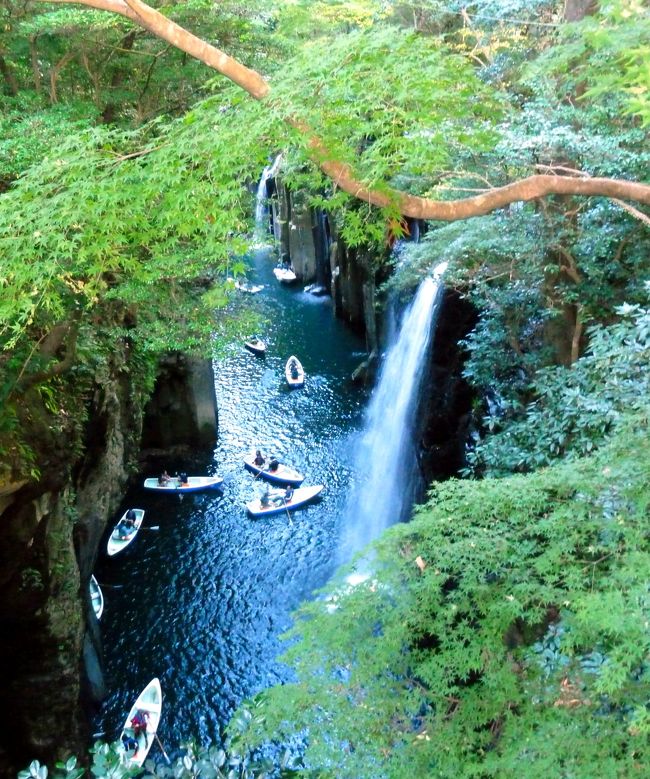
[94,247,368,749]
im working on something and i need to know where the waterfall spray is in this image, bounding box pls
[341,262,448,561]
[254,154,282,236]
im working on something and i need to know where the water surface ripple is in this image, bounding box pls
[94,249,367,748]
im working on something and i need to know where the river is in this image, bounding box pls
[93,247,368,749]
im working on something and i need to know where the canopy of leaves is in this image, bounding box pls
[232,416,649,777]
[466,294,650,474]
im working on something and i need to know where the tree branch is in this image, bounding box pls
[49,50,75,104]
[43,0,650,221]
[11,312,82,396]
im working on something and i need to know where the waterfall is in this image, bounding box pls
[254,154,282,236]
[341,263,447,560]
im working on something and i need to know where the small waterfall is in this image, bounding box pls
[341,263,447,560]
[254,154,282,236]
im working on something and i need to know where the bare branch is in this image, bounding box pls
[611,198,650,227]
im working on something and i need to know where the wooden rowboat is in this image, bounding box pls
[107,508,145,557]
[244,338,266,356]
[90,575,104,620]
[143,476,224,493]
[246,485,323,517]
[243,455,305,486]
[118,677,163,768]
[285,355,305,388]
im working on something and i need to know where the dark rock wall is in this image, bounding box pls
[0,361,141,774]
[0,349,217,775]
[415,290,478,484]
[270,182,379,343]
[140,354,218,455]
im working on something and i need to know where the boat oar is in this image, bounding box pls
[282,499,293,527]
[141,526,160,531]
[154,732,171,765]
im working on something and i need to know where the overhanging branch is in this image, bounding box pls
[43,0,650,221]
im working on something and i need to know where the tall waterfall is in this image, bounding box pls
[254,154,282,235]
[341,263,447,560]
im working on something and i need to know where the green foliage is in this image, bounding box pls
[4,2,649,773]
[262,23,505,246]
[21,719,311,779]
[0,97,99,183]
[533,0,650,125]
[467,296,650,474]
[19,756,83,779]
[230,419,649,777]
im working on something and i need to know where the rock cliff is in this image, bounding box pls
[0,347,216,775]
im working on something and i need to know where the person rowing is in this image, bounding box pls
[116,508,137,538]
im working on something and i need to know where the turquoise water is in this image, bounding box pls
[94,248,368,749]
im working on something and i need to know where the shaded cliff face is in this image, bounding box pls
[0,341,217,774]
[269,181,386,347]
[140,353,218,456]
[416,290,478,483]
[0,356,144,775]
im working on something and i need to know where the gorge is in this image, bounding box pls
[1,2,647,776]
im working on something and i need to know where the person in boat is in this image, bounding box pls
[268,458,279,472]
[158,470,171,486]
[260,487,271,508]
[116,508,137,538]
[284,485,294,503]
[289,358,299,379]
[121,728,138,754]
[179,471,189,486]
[254,450,265,467]
[130,709,149,751]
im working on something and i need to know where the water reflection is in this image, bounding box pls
[94,249,367,749]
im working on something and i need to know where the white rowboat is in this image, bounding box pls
[243,455,305,486]
[90,575,104,620]
[107,509,145,557]
[247,485,323,517]
[244,338,266,356]
[118,677,163,768]
[273,267,297,283]
[143,476,224,493]
[235,280,264,294]
[285,355,305,388]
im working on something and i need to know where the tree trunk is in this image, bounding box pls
[29,36,42,93]
[101,30,137,123]
[563,0,598,22]
[0,52,18,96]
[49,51,75,104]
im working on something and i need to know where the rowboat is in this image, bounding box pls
[285,355,305,388]
[118,678,163,768]
[244,338,266,356]
[90,575,104,620]
[273,266,297,283]
[243,455,305,486]
[246,485,323,517]
[143,476,224,493]
[235,280,264,294]
[107,508,145,557]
